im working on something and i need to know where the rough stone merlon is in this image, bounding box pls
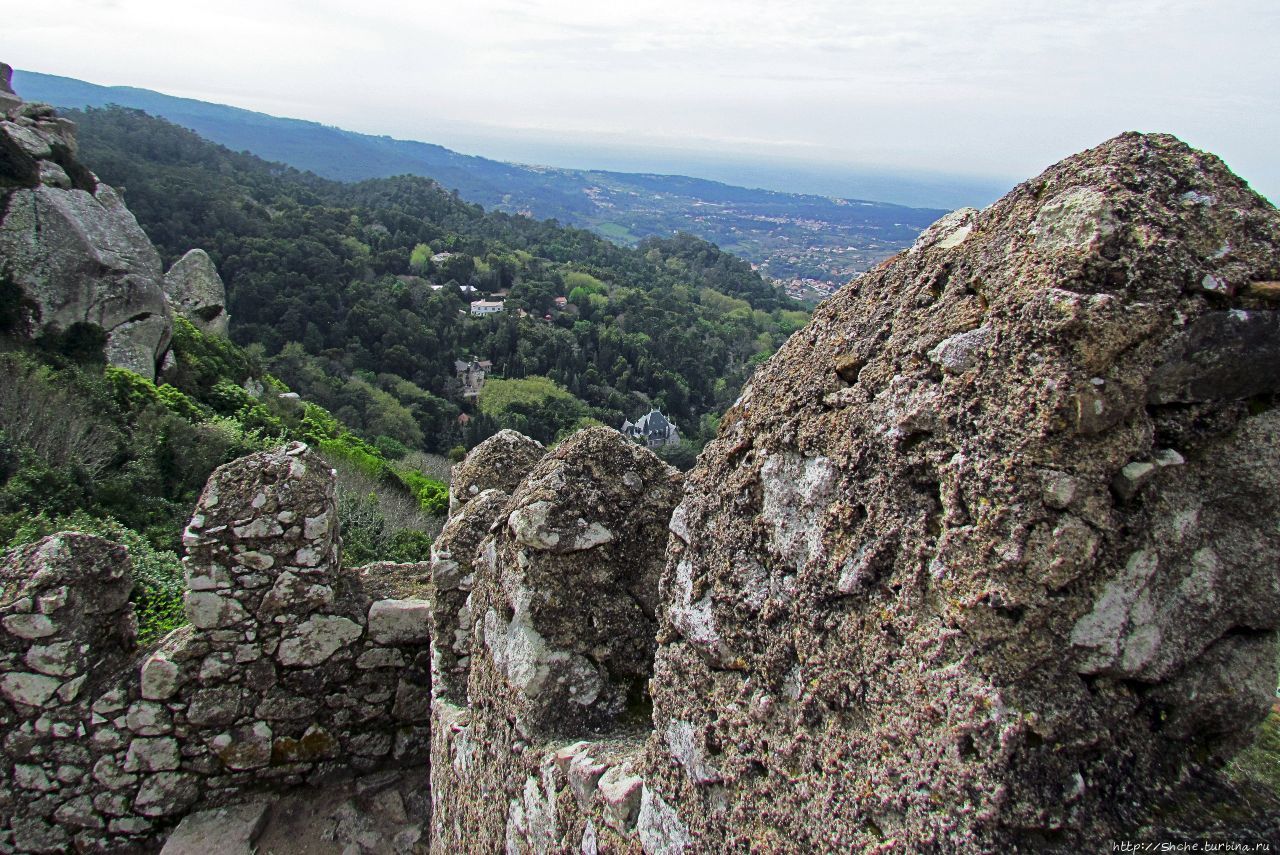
[448,429,545,515]
[478,427,680,734]
[635,131,1280,850]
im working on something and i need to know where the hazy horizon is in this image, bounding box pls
[5,1,1278,205]
[11,67,1014,211]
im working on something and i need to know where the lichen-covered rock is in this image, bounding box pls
[429,428,680,853]
[159,802,269,855]
[640,132,1280,849]
[448,429,544,514]
[0,534,137,714]
[134,772,199,817]
[276,614,362,666]
[368,599,430,646]
[476,427,681,736]
[430,488,509,703]
[163,248,229,336]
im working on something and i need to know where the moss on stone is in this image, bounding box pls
[1229,706,1280,798]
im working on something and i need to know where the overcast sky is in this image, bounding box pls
[6,0,1279,201]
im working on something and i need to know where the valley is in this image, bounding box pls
[14,70,945,296]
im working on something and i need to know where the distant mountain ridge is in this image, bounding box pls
[14,69,946,290]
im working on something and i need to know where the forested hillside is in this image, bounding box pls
[67,107,809,462]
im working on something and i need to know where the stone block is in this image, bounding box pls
[159,801,268,854]
[367,599,431,645]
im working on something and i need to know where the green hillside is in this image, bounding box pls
[65,106,808,462]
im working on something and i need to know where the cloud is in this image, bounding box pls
[4,0,1277,199]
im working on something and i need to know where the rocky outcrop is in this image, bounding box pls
[0,64,20,114]
[163,248,229,336]
[0,443,432,851]
[426,133,1280,853]
[640,132,1280,850]
[0,68,173,379]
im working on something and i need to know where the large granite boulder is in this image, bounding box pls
[641,132,1280,849]
[163,248,229,336]
[0,63,21,113]
[0,68,172,379]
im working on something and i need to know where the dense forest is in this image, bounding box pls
[68,107,809,465]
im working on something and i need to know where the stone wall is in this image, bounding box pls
[426,133,1280,853]
[0,443,432,852]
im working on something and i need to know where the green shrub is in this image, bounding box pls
[374,435,410,460]
[335,488,385,568]
[208,378,258,415]
[167,314,255,393]
[0,353,124,478]
[397,468,449,515]
[331,455,440,568]
[300,402,343,443]
[105,366,163,413]
[156,383,209,422]
[387,529,433,563]
[0,275,37,336]
[317,429,391,481]
[36,321,108,365]
[205,379,286,438]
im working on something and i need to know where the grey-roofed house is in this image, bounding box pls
[621,408,680,448]
[455,358,489,399]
